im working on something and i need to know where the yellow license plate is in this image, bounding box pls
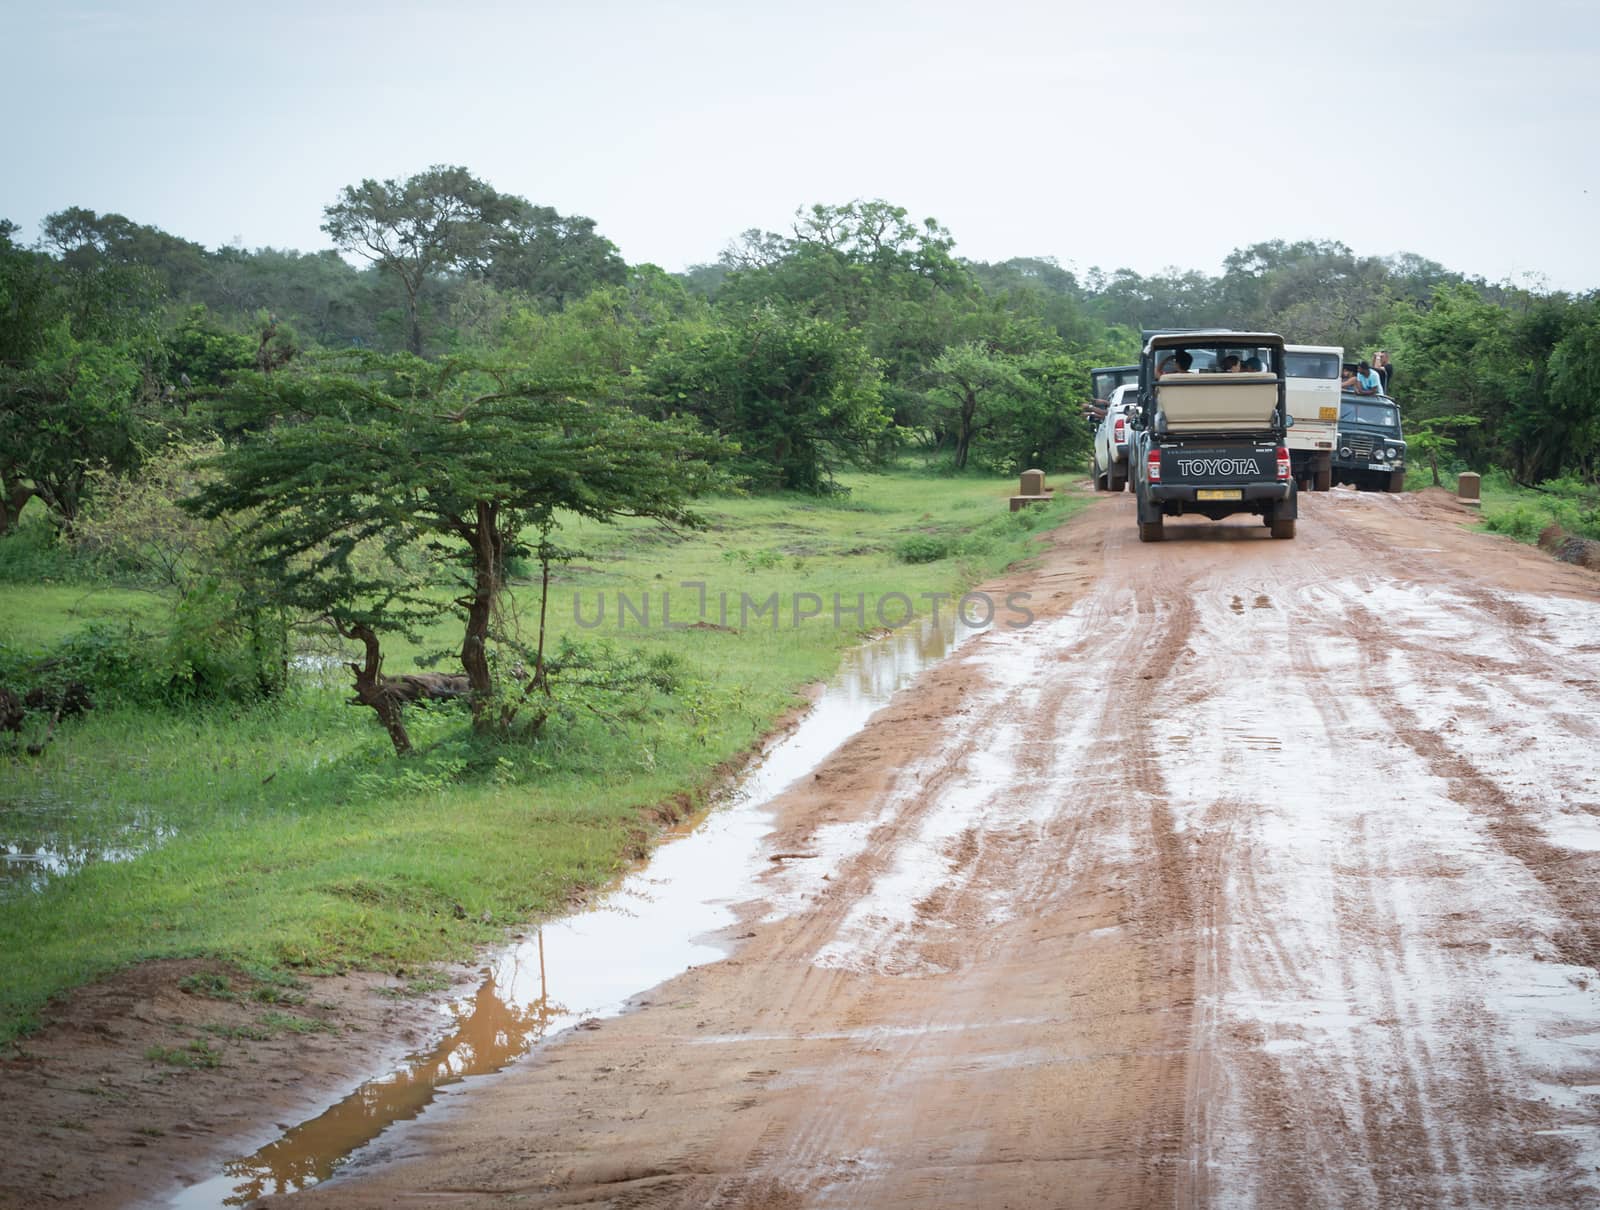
[1196,489,1242,501]
[1319,406,1338,421]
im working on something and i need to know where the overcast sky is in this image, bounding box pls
[5,0,1598,289]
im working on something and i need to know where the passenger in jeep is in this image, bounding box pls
[1350,361,1382,396]
[1220,355,1242,372]
[1158,349,1194,376]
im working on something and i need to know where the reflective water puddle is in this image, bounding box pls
[0,794,174,899]
[165,616,976,1208]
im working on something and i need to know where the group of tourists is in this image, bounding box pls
[1342,350,1394,397]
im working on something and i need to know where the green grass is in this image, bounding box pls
[1405,466,1600,545]
[0,583,166,652]
[0,468,1086,1039]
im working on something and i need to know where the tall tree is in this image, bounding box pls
[484,201,627,309]
[322,166,521,356]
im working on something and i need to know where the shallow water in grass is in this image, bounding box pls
[0,790,174,898]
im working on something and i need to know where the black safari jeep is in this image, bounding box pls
[1330,392,1407,492]
[1128,330,1298,542]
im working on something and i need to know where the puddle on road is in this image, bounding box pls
[166,615,978,1209]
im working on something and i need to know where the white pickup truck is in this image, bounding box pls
[1283,344,1342,492]
[1092,383,1138,492]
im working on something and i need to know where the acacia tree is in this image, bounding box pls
[323,167,626,357]
[322,166,520,357]
[186,352,726,754]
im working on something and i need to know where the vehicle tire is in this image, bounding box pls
[1388,470,1405,493]
[1091,455,1105,490]
[1315,464,1332,492]
[1109,467,1126,492]
[1138,519,1164,543]
[1270,518,1296,539]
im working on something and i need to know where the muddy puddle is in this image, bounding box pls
[162,615,978,1208]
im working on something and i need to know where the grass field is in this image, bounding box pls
[0,469,1086,1039]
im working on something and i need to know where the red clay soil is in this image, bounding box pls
[4,484,1600,1210]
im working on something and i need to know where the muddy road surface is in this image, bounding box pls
[11,486,1600,1210]
[244,487,1600,1209]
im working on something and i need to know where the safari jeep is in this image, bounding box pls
[1331,392,1407,492]
[1127,331,1297,542]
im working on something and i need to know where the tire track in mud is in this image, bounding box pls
[727,543,1200,1206]
[1342,592,1600,973]
[1164,499,1600,1206]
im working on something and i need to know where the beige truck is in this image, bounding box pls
[1283,344,1342,491]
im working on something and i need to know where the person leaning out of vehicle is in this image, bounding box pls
[1349,360,1383,396]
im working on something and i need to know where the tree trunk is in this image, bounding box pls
[461,504,501,729]
[338,621,412,756]
[954,391,977,471]
[403,278,424,357]
[0,475,33,535]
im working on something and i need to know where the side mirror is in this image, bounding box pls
[1284,414,1295,427]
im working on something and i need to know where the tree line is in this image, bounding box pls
[2,166,1596,751]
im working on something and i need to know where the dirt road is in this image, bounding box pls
[240,487,1598,1209]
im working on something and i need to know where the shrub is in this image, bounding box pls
[1484,504,1549,543]
[894,534,951,564]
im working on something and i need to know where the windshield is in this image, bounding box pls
[1154,344,1280,375]
[1092,367,1138,400]
[1340,401,1398,428]
[1284,352,1340,379]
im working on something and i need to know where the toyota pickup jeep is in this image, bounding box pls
[1331,392,1407,491]
[1092,383,1138,492]
[1128,331,1297,542]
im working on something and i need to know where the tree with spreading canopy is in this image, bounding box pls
[185,352,728,754]
[322,166,626,358]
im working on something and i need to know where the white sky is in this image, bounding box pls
[5,0,1598,290]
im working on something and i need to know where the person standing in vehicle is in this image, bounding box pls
[1374,350,1393,393]
[1351,360,1382,396]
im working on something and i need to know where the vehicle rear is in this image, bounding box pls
[1283,344,1341,491]
[1130,331,1297,541]
[1092,385,1137,492]
[1088,365,1138,421]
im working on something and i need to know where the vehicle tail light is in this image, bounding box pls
[1276,447,1291,481]
[1147,449,1162,483]
[1113,417,1125,443]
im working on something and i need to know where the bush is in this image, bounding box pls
[0,589,286,709]
[894,534,951,564]
[0,513,103,584]
[1484,504,1551,543]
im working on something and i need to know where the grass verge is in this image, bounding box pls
[0,469,1085,1039]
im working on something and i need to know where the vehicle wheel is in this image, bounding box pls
[1091,456,1105,490]
[1270,518,1296,539]
[1109,467,1126,492]
[1388,470,1405,493]
[1138,519,1164,543]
